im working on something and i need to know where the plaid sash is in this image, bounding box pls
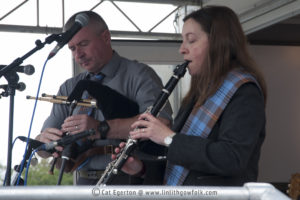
[164,69,259,185]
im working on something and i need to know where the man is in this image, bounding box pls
[36,11,172,185]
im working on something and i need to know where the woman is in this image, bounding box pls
[115,5,267,186]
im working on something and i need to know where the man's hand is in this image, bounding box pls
[36,127,64,158]
[61,114,100,140]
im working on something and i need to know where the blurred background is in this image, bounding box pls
[0,0,300,193]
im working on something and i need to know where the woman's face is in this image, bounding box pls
[180,18,209,76]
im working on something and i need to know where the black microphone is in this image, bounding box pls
[0,65,35,75]
[36,129,95,151]
[47,13,89,60]
[18,136,45,149]
[0,82,26,91]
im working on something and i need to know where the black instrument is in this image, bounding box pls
[96,60,190,185]
[67,80,139,119]
[55,80,140,185]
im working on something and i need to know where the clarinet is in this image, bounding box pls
[96,60,190,185]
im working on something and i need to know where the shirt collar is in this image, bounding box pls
[101,51,121,79]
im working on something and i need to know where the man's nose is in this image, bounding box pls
[75,47,84,59]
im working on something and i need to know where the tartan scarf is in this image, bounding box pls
[164,69,259,185]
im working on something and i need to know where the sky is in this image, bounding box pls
[0,1,181,183]
[0,32,72,167]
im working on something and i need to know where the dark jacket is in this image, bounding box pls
[144,82,266,186]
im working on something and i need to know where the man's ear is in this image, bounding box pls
[102,29,111,44]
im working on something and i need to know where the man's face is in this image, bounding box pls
[68,26,111,74]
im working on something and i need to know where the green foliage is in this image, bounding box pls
[0,163,5,185]
[25,158,73,185]
[0,158,73,186]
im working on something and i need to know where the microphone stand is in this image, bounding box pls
[2,70,19,186]
[11,143,35,186]
[1,34,60,186]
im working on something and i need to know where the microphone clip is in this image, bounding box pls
[45,33,62,44]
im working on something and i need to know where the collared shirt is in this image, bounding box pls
[41,51,173,170]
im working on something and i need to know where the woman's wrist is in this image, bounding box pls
[132,161,146,178]
[163,132,176,147]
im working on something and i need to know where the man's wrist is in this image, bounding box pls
[97,120,110,139]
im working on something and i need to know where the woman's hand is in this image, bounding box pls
[112,142,144,176]
[129,113,174,146]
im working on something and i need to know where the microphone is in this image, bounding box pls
[0,82,26,91]
[0,65,35,75]
[36,129,95,151]
[47,13,89,60]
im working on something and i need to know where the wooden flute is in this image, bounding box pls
[26,95,97,108]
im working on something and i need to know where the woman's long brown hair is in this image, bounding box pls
[181,6,267,108]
